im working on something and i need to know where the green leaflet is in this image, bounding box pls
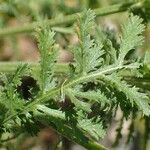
[66,88,91,112]
[100,73,150,116]
[10,64,29,87]
[0,64,28,116]
[79,9,96,38]
[74,9,104,74]
[78,118,106,140]
[36,105,106,142]
[36,28,58,93]
[118,14,145,65]
[70,89,109,107]
[95,26,117,64]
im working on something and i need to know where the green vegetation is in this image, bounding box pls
[0,0,150,150]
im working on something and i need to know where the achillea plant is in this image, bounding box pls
[0,9,149,150]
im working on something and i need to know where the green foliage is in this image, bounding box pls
[0,64,28,118]
[66,88,91,112]
[78,118,105,140]
[0,8,150,150]
[70,89,109,106]
[36,27,58,94]
[74,9,104,74]
[118,14,145,65]
[100,73,150,116]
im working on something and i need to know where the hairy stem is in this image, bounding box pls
[0,2,139,37]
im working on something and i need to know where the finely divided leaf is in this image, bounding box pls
[66,88,91,112]
[70,89,109,107]
[74,10,104,74]
[100,73,150,116]
[80,9,96,37]
[118,14,145,65]
[36,28,58,93]
[96,26,117,64]
[0,64,28,115]
[78,118,106,140]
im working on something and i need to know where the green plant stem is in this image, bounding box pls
[0,62,149,84]
[0,2,139,37]
[34,105,108,150]
[0,62,69,74]
[52,27,74,34]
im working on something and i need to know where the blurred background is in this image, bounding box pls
[0,0,150,150]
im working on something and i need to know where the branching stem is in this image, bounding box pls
[0,2,142,37]
[2,63,141,124]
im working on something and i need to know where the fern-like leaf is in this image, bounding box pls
[74,9,104,74]
[36,28,58,93]
[78,118,106,140]
[70,89,109,107]
[66,88,91,112]
[100,73,150,116]
[96,26,117,64]
[0,64,28,115]
[118,14,145,65]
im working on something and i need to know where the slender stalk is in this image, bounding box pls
[0,61,149,74]
[0,2,137,37]
[52,27,73,34]
[0,62,69,74]
[0,62,149,82]
[35,105,108,150]
[0,61,149,84]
